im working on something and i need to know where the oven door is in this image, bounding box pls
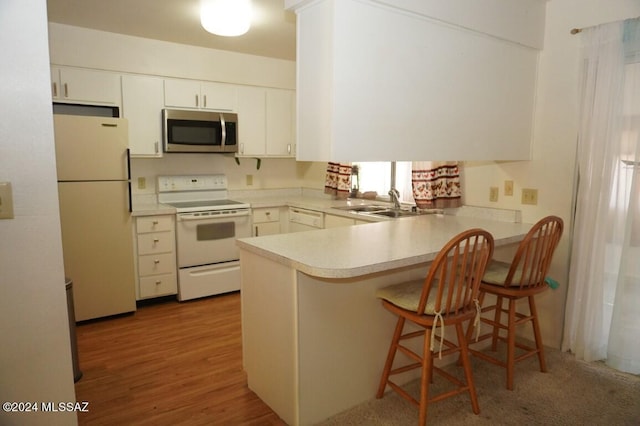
[175,209,251,268]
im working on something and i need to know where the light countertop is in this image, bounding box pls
[237,214,532,279]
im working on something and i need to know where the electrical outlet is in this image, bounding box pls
[504,180,514,196]
[489,186,499,202]
[0,182,14,219]
[138,177,146,190]
[522,188,538,205]
[246,174,253,186]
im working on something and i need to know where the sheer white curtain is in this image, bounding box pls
[562,18,640,374]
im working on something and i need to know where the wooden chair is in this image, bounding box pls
[375,229,494,426]
[465,215,564,390]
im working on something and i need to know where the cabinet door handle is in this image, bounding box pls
[240,143,244,155]
[52,82,57,97]
[287,144,291,154]
[195,94,199,107]
[255,226,259,237]
[203,95,207,108]
[63,83,68,98]
[154,141,159,154]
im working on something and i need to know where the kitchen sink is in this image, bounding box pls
[334,205,389,213]
[333,204,441,219]
[368,209,420,218]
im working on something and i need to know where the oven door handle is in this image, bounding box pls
[177,210,251,221]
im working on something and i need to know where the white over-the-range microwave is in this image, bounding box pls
[162,108,238,154]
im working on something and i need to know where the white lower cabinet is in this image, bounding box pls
[252,207,283,236]
[134,215,178,299]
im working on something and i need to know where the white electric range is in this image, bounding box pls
[158,175,251,301]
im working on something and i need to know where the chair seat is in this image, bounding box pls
[376,279,448,315]
[482,260,522,286]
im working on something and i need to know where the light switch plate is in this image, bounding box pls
[489,186,499,202]
[504,180,514,196]
[522,188,538,205]
[0,182,14,219]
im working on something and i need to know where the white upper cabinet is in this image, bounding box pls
[164,79,236,111]
[266,89,295,157]
[286,0,544,162]
[121,74,165,157]
[237,86,295,158]
[237,86,267,156]
[51,66,121,106]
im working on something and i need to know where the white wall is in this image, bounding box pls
[0,1,77,425]
[462,0,640,348]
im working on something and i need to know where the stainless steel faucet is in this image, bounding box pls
[388,161,401,210]
[388,188,401,209]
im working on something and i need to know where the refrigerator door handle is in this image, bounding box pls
[126,148,132,213]
[126,148,131,181]
[127,181,132,213]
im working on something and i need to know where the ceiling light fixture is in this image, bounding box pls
[200,0,252,37]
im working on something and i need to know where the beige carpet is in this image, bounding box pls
[318,346,640,425]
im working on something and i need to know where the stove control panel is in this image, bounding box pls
[158,175,228,193]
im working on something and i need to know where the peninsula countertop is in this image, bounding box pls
[237,214,532,279]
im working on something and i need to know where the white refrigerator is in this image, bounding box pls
[54,115,136,321]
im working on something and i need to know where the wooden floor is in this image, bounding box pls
[74,292,286,425]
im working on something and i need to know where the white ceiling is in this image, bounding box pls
[46,0,297,61]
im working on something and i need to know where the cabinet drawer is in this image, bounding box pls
[137,232,174,255]
[139,273,177,298]
[253,208,280,223]
[138,252,176,276]
[137,215,174,233]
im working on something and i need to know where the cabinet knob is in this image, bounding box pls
[155,280,162,285]
[265,211,271,216]
[153,238,160,243]
[154,259,160,264]
[152,220,159,225]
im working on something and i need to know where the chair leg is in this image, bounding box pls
[456,322,480,414]
[419,328,433,426]
[376,316,405,398]
[491,295,503,351]
[528,295,547,373]
[506,298,517,390]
